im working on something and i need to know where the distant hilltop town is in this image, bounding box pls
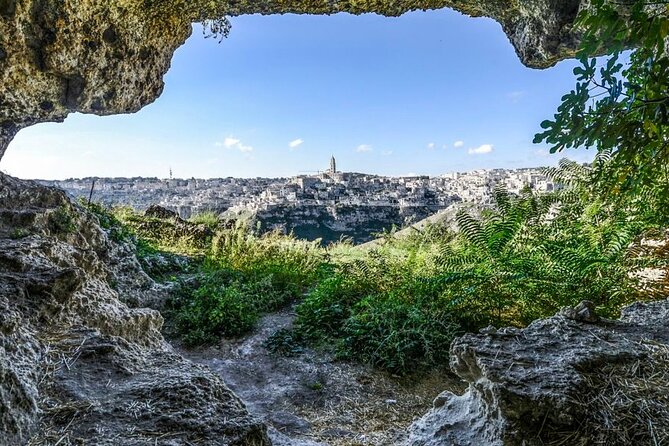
[38,158,558,243]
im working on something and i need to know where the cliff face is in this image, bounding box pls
[0,0,585,162]
[255,204,444,244]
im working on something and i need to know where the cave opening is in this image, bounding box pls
[1,10,590,181]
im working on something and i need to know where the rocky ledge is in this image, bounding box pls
[0,173,269,445]
[408,300,669,445]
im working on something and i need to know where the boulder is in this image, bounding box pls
[145,205,181,220]
[407,299,669,445]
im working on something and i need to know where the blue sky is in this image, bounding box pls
[1,9,595,179]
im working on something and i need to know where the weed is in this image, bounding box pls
[10,228,30,239]
[48,205,76,234]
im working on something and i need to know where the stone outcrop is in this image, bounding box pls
[0,173,269,445]
[407,300,669,445]
[0,0,587,162]
[247,203,445,244]
[142,204,215,243]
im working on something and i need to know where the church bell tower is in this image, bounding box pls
[329,155,337,174]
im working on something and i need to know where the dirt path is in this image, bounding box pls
[176,307,464,446]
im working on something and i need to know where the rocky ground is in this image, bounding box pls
[0,174,269,446]
[178,307,464,446]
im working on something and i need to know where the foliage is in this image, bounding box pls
[535,0,669,224]
[189,211,220,231]
[106,206,212,256]
[48,205,76,234]
[84,165,666,373]
[292,165,665,373]
[168,272,260,345]
[265,328,306,356]
[293,264,461,373]
[82,200,134,243]
[9,228,30,239]
[167,227,325,345]
[339,290,459,372]
[83,202,197,280]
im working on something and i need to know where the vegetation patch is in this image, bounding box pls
[82,159,667,374]
[48,205,76,235]
[164,227,324,346]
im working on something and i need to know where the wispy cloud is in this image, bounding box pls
[289,138,304,149]
[507,90,526,103]
[427,142,435,150]
[356,144,373,153]
[453,140,464,148]
[382,150,393,156]
[223,137,240,148]
[217,137,254,153]
[468,144,493,155]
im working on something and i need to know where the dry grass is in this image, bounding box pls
[551,341,669,446]
[26,331,95,446]
[295,369,463,446]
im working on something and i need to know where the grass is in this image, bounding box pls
[166,227,325,345]
[189,211,220,231]
[82,178,668,374]
[547,342,669,446]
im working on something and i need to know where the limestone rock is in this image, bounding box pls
[0,173,269,445]
[407,299,669,445]
[145,205,181,220]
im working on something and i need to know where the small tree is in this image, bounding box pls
[534,0,669,224]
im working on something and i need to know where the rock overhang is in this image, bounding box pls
[0,0,585,163]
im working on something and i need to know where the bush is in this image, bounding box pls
[48,205,76,234]
[167,227,326,345]
[294,269,462,374]
[338,291,459,373]
[170,272,259,345]
[295,274,370,342]
[189,211,220,231]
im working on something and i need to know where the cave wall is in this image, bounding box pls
[0,0,585,163]
[0,0,193,160]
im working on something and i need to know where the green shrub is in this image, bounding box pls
[167,228,326,345]
[265,328,306,356]
[294,274,369,342]
[338,291,459,373]
[9,228,30,239]
[189,211,220,231]
[169,271,256,344]
[48,205,76,234]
